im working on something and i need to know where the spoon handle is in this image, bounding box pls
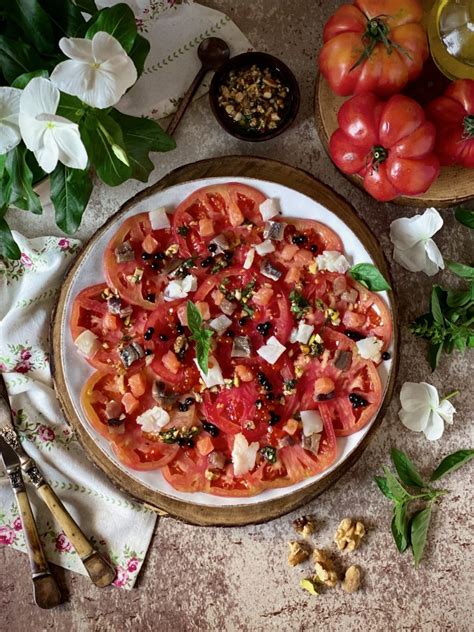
[167,65,207,136]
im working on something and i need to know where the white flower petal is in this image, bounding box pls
[19,113,47,152]
[399,407,431,432]
[51,60,96,100]
[35,128,59,173]
[390,207,444,250]
[400,382,439,412]
[91,31,127,62]
[424,239,445,275]
[437,399,456,425]
[20,77,59,118]
[52,124,88,170]
[58,36,93,61]
[423,410,445,441]
[0,123,21,154]
[393,241,430,273]
[0,87,21,153]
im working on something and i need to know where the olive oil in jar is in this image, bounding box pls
[428,0,474,79]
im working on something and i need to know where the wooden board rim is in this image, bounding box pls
[51,155,399,527]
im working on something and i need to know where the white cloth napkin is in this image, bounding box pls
[0,233,157,589]
[117,0,253,118]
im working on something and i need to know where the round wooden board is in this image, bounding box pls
[51,156,399,527]
[315,74,474,208]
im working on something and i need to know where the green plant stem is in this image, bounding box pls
[442,390,459,401]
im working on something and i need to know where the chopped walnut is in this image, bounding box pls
[334,518,366,552]
[287,540,311,567]
[292,515,316,538]
[342,565,361,593]
[313,549,338,588]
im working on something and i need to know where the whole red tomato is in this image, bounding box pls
[425,79,474,168]
[319,0,428,97]
[329,93,440,201]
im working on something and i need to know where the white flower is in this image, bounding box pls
[399,382,456,441]
[19,78,88,173]
[390,207,444,276]
[50,32,137,109]
[0,87,22,154]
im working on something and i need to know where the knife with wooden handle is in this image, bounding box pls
[0,376,116,588]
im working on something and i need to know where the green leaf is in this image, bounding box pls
[128,33,151,77]
[391,504,410,553]
[445,260,474,281]
[187,301,213,374]
[382,466,412,503]
[374,475,397,501]
[73,0,98,14]
[39,0,87,37]
[430,449,474,482]
[391,448,425,489]
[0,216,21,260]
[10,0,56,55]
[187,300,203,332]
[11,68,48,88]
[5,147,42,215]
[349,263,391,292]
[454,206,474,229]
[85,3,137,52]
[81,110,132,186]
[411,505,432,567]
[57,93,86,124]
[50,164,93,234]
[427,342,443,371]
[109,110,176,182]
[0,35,45,83]
[447,283,474,309]
[430,285,445,326]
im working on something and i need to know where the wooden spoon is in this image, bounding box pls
[166,37,230,136]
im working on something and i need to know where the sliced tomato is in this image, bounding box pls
[283,218,343,254]
[112,429,179,471]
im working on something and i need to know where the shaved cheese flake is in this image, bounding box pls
[209,314,232,335]
[136,406,170,434]
[232,433,259,476]
[194,357,225,388]
[74,329,99,357]
[149,207,170,230]
[316,250,351,273]
[356,336,383,363]
[255,239,275,256]
[243,248,255,269]
[301,410,323,436]
[259,198,280,221]
[164,274,197,301]
[289,327,299,344]
[210,234,229,253]
[295,321,314,344]
[257,335,286,365]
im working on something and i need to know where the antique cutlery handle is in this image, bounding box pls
[9,469,62,609]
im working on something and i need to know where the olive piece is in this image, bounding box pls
[208,243,218,253]
[151,262,160,271]
[144,327,154,341]
[200,256,213,268]
[202,421,219,437]
[146,293,156,302]
[141,252,150,260]
[176,324,185,335]
[382,351,391,361]
[154,252,165,260]
[268,411,281,426]
[159,333,168,342]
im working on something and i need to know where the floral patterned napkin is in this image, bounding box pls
[117,0,253,118]
[0,233,157,589]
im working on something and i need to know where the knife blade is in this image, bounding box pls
[0,434,61,608]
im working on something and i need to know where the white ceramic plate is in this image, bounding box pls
[60,176,394,508]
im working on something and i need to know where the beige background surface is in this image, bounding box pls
[1,1,473,630]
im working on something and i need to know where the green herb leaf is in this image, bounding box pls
[374,475,397,501]
[431,285,445,325]
[260,446,277,464]
[128,33,150,77]
[0,35,45,84]
[10,0,56,56]
[411,505,432,567]
[382,466,412,503]
[11,69,48,88]
[427,342,443,371]
[289,290,310,319]
[109,110,175,182]
[0,216,21,260]
[454,206,474,229]
[349,263,391,291]
[430,449,474,482]
[50,164,93,234]
[391,504,410,553]
[187,301,213,374]
[445,260,474,281]
[85,3,137,52]
[5,147,42,215]
[391,448,425,488]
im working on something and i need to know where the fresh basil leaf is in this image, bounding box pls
[81,110,132,186]
[196,330,213,375]
[447,283,474,309]
[187,301,203,333]
[427,342,443,371]
[391,504,409,553]
[454,206,474,229]
[382,466,412,503]
[109,110,175,182]
[430,285,445,326]
[445,260,474,281]
[85,4,137,52]
[128,33,151,78]
[411,505,432,567]
[9,0,56,55]
[50,164,93,234]
[349,263,391,292]
[11,68,48,88]
[391,448,425,488]
[0,35,45,83]
[430,449,474,482]
[5,147,42,215]
[39,0,86,37]
[374,475,397,501]
[0,216,21,260]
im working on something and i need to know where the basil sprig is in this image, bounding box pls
[375,448,474,566]
[454,206,474,229]
[349,263,391,292]
[187,301,213,375]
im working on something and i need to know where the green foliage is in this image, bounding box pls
[349,263,391,291]
[187,301,213,374]
[50,164,93,234]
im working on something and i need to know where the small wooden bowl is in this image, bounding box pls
[315,74,474,208]
[209,51,300,142]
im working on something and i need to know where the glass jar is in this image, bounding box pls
[428,0,474,78]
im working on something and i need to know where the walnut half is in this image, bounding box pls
[292,515,316,538]
[313,548,338,588]
[287,540,311,566]
[334,518,366,552]
[342,565,362,593]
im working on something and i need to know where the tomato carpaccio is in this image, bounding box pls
[71,183,392,496]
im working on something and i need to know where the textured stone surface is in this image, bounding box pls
[1,1,473,630]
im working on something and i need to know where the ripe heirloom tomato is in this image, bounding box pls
[319,0,428,97]
[329,93,440,201]
[426,79,474,168]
